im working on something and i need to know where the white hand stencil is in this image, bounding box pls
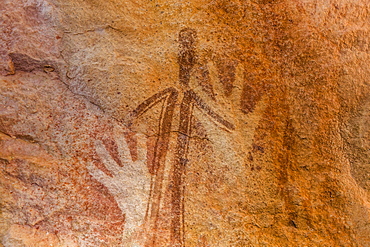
[88,127,150,246]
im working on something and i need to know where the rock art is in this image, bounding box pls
[1,0,370,246]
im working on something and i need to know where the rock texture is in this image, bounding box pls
[1,0,370,246]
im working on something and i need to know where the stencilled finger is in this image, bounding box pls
[230,62,245,113]
[136,134,147,165]
[113,126,133,164]
[94,140,122,175]
[196,59,216,101]
[87,163,111,185]
[207,60,229,104]
[207,59,234,115]
[207,60,221,98]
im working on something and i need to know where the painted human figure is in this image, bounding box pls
[89,28,238,247]
[126,28,235,247]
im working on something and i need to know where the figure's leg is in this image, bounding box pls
[124,87,178,246]
[146,89,178,246]
[171,90,234,247]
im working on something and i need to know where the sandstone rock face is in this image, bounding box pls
[1,0,370,246]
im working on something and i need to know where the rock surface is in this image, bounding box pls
[1,0,370,246]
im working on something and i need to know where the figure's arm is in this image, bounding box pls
[125,87,178,122]
[186,90,235,131]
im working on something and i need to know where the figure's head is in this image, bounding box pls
[179,28,197,49]
[178,28,198,87]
